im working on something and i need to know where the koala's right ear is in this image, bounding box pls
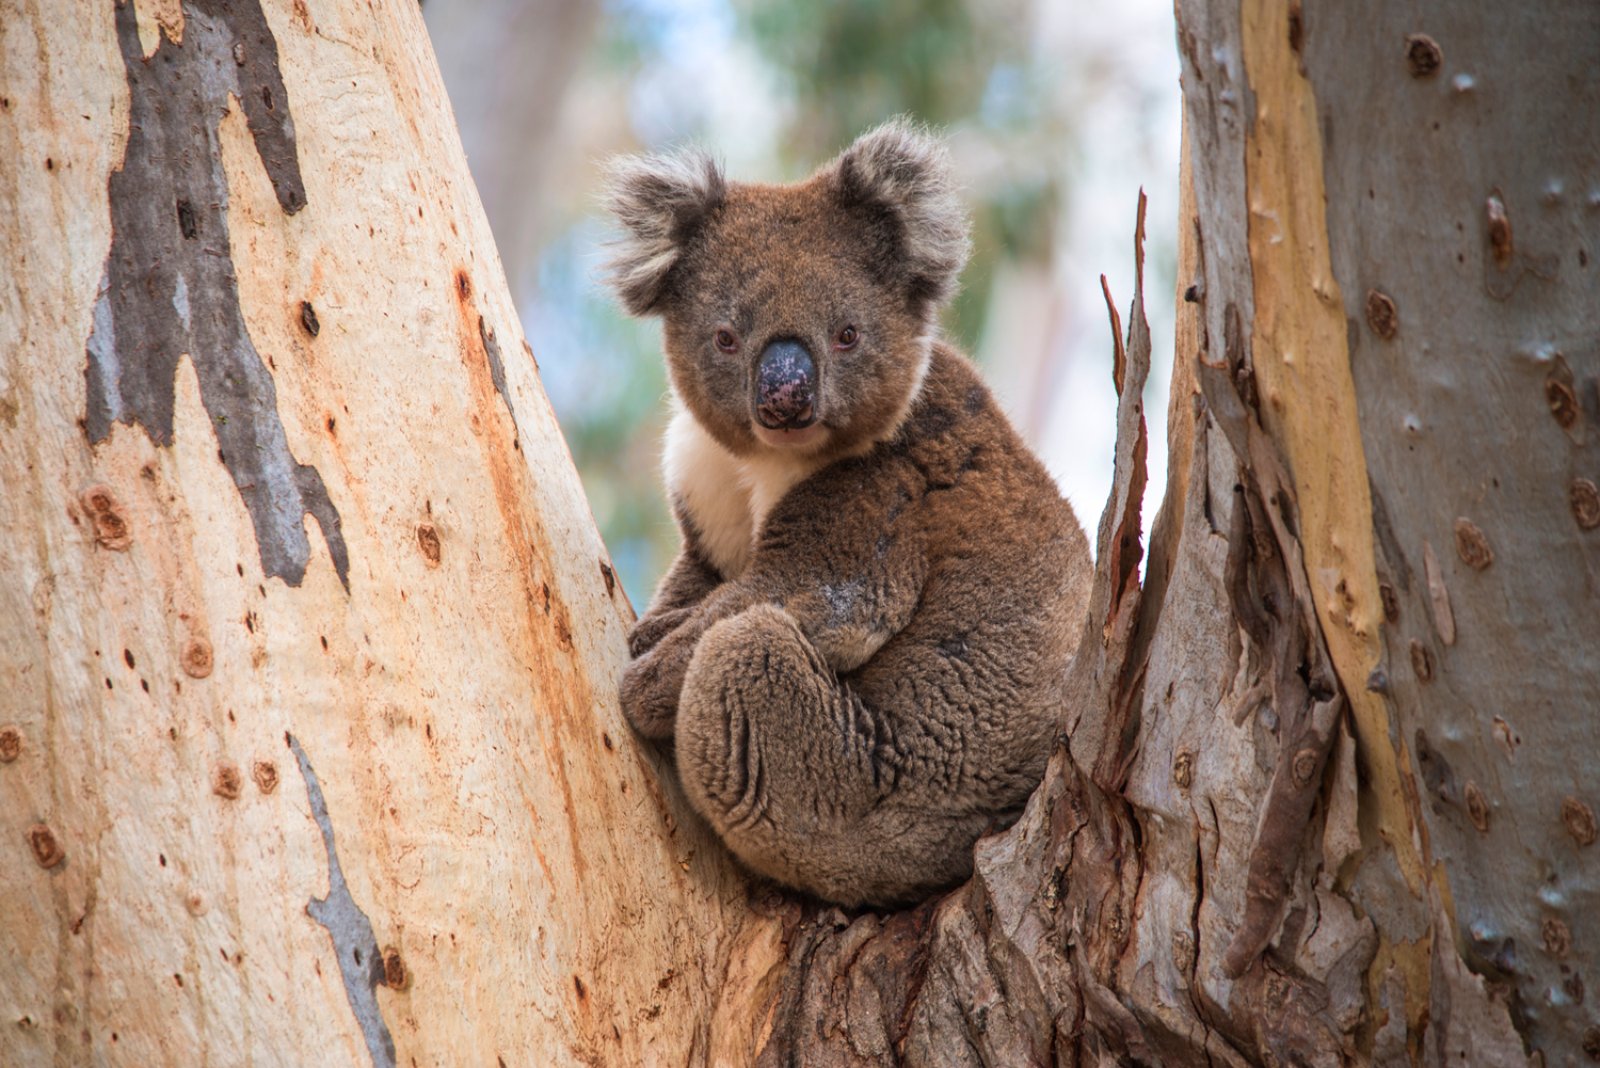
[826,118,972,308]
[601,149,726,316]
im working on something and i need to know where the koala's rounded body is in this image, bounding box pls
[606,120,1090,907]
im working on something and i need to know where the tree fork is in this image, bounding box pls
[1,0,1594,1065]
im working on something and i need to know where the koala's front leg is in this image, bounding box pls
[620,582,757,740]
[675,603,906,904]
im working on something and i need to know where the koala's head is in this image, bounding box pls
[602,119,971,460]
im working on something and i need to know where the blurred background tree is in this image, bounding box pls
[425,0,1180,608]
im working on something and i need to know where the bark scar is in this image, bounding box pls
[477,314,518,431]
[291,734,396,1068]
[86,0,348,590]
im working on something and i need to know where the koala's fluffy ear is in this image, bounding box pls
[827,118,972,306]
[602,148,726,316]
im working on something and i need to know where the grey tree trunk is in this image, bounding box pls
[748,2,1599,1065]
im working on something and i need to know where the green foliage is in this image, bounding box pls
[741,0,1010,159]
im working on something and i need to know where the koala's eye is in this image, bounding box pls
[834,325,859,351]
[714,328,739,353]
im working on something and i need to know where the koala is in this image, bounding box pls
[603,119,1091,908]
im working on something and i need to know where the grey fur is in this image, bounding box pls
[606,121,1089,907]
[825,117,973,306]
[600,147,726,315]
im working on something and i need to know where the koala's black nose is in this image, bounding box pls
[754,339,817,430]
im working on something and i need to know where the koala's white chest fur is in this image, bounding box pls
[663,408,827,578]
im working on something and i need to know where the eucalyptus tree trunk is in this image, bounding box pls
[2,0,1594,1066]
[0,1,775,1064]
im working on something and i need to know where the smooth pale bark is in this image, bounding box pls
[0,1,779,1064]
[1298,6,1600,1059]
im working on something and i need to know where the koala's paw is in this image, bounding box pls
[619,650,684,741]
[628,605,695,659]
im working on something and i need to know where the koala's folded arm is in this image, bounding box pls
[622,513,928,738]
[750,492,929,673]
[768,561,923,673]
[628,546,723,658]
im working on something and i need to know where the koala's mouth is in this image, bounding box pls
[755,380,815,430]
[752,422,828,450]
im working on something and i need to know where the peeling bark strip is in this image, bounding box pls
[1216,484,1342,978]
[290,735,396,1068]
[86,0,349,589]
[1069,191,1151,789]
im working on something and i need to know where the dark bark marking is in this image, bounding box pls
[1571,478,1600,530]
[1562,797,1597,847]
[1410,638,1434,683]
[416,522,441,566]
[1485,191,1514,267]
[1452,517,1494,571]
[1414,728,1458,806]
[0,726,21,763]
[1367,480,1413,594]
[86,0,347,590]
[81,484,132,550]
[1364,288,1398,340]
[477,315,516,425]
[1404,34,1441,78]
[290,734,397,1068]
[1545,355,1584,442]
[1286,3,1304,60]
[28,823,65,869]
